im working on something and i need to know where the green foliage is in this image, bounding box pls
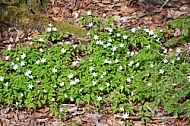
[0,14,190,123]
[166,16,190,46]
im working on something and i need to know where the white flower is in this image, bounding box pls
[38,37,43,42]
[21,53,26,59]
[117,33,121,37]
[106,42,111,47]
[48,23,53,27]
[72,61,79,66]
[29,75,33,79]
[92,72,97,77]
[79,88,83,92]
[126,78,131,83]
[147,82,152,86]
[94,35,99,40]
[13,64,18,70]
[136,62,140,67]
[89,66,94,71]
[108,38,112,42]
[70,80,76,85]
[103,44,108,48]
[150,64,154,68]
[108,28,113,33]
[29,41,33,45]
[43,89,47,93]
[119,66,123,70]
[163,49,168,54]
[103,72,107,75]
[163,59,168,63]
[115,59,119,63]
[153,34,157,38]
[169,48,173,52]
[88,22,93,27]
[156,38,160,42]
[25,70,32,76]
[176,57,180,61]
[187,76,190,82]
[7,44,12,50]
[52,98,55,101]
[0,76,4,81]
[104,59,109,64]
[21,93,24,97]
[99,87,103,91]
[11,62,14,66]
[47,27,51,32]
[128,61,134,66]
[119,43,124,48]
[112,46,117,51]
[52,27,57,31]
[106,82,110,87]
[61,48,66,54]
[146,45,151,49]
[131,27,136,33]
[5,56,9,60]
[122,113,129,120]
[100,75,104,78]
[87,10,91,15]
[28,36,32,40]
[96,40,100,45]
[159,69,164,74]
[75,78,80,83]
[36,60,40,64]
[120,85,124,90]
[20,61,25,66]
[70,98,74,101]
[39,48,44,52]
[130,51,135,56]
[74,12,79,18]
[120,107,124,112]
[64,94,67,98]
[102,13,106,17]
[5,82,8,86]
[60,82,64,86]
[97,96,102,101]
[52,67,57,73]
[16,57,20,61]
[148,30,154,35]
[123,35,128,39]
[68,74,73,79]
[28,84,34,89]
[60,108,64,112]
[92,81,96,86]
[176,48,181,54]
[41,58,46,63]
[73,45,77,49]
[99,40,103,45]
[160,29,163,32]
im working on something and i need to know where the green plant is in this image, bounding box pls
[0,14,189,124]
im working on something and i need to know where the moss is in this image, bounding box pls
[0,6,88,38]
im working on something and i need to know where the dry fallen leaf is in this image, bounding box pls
[167,9,186,19]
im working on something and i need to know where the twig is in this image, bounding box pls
[160,0,170,10]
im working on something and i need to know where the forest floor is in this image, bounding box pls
[0,0,190,125]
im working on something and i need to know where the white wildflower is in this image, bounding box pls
[60,82,64,86]
[39,48,44,52]
[163,59,168,63]
[150,64,154,68]
[88,22,93,27]
[21,53,26,59]
[136,62,140,67]
[25,70,32,76]
[52,27,57,31]
[92,81,96,86]
[52,98,55,101]
[146,45,150,49]
[47,27,51,32]
[70,80,76,85]
[120,107,124,112]
[41,58,46,63]
[52,67,57,73]
[89,66,94,71]
[102,13,106,17]
[119,43,124,48]
[36,60,40,64]
[28,84,34,89]
[38,37,43,42]
[68,74,73,79]
[122,113,129,120]
[117,33,121,37]
[13,64,18,70]
[87,10,91,15]
[72,61,79,66]
[147,82,152,86]
[123,35,128,39]
[20,61,25,66]
[131,27,136,33]
[106,82,110,87]
[92,72,97,77]
[99,87,103,91]
[97,96,102,101]
[0,76,4,81]
[61,48,66,54]
[94,35,99,40]
[115,59,119,63]
[5,56,9,60]
[128,61,134,66]
[119,66,123,70]
[112,46,117,51]
[159,69,164,74]
[126,78,131,83]
[16,57,20,61]
[48,23,53,27]
[75,78,80,83]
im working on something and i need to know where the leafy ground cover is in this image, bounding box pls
[0,12,190,125]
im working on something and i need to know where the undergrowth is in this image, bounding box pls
[0,14,189,124]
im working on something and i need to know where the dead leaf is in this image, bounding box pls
[167,9,186,19]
